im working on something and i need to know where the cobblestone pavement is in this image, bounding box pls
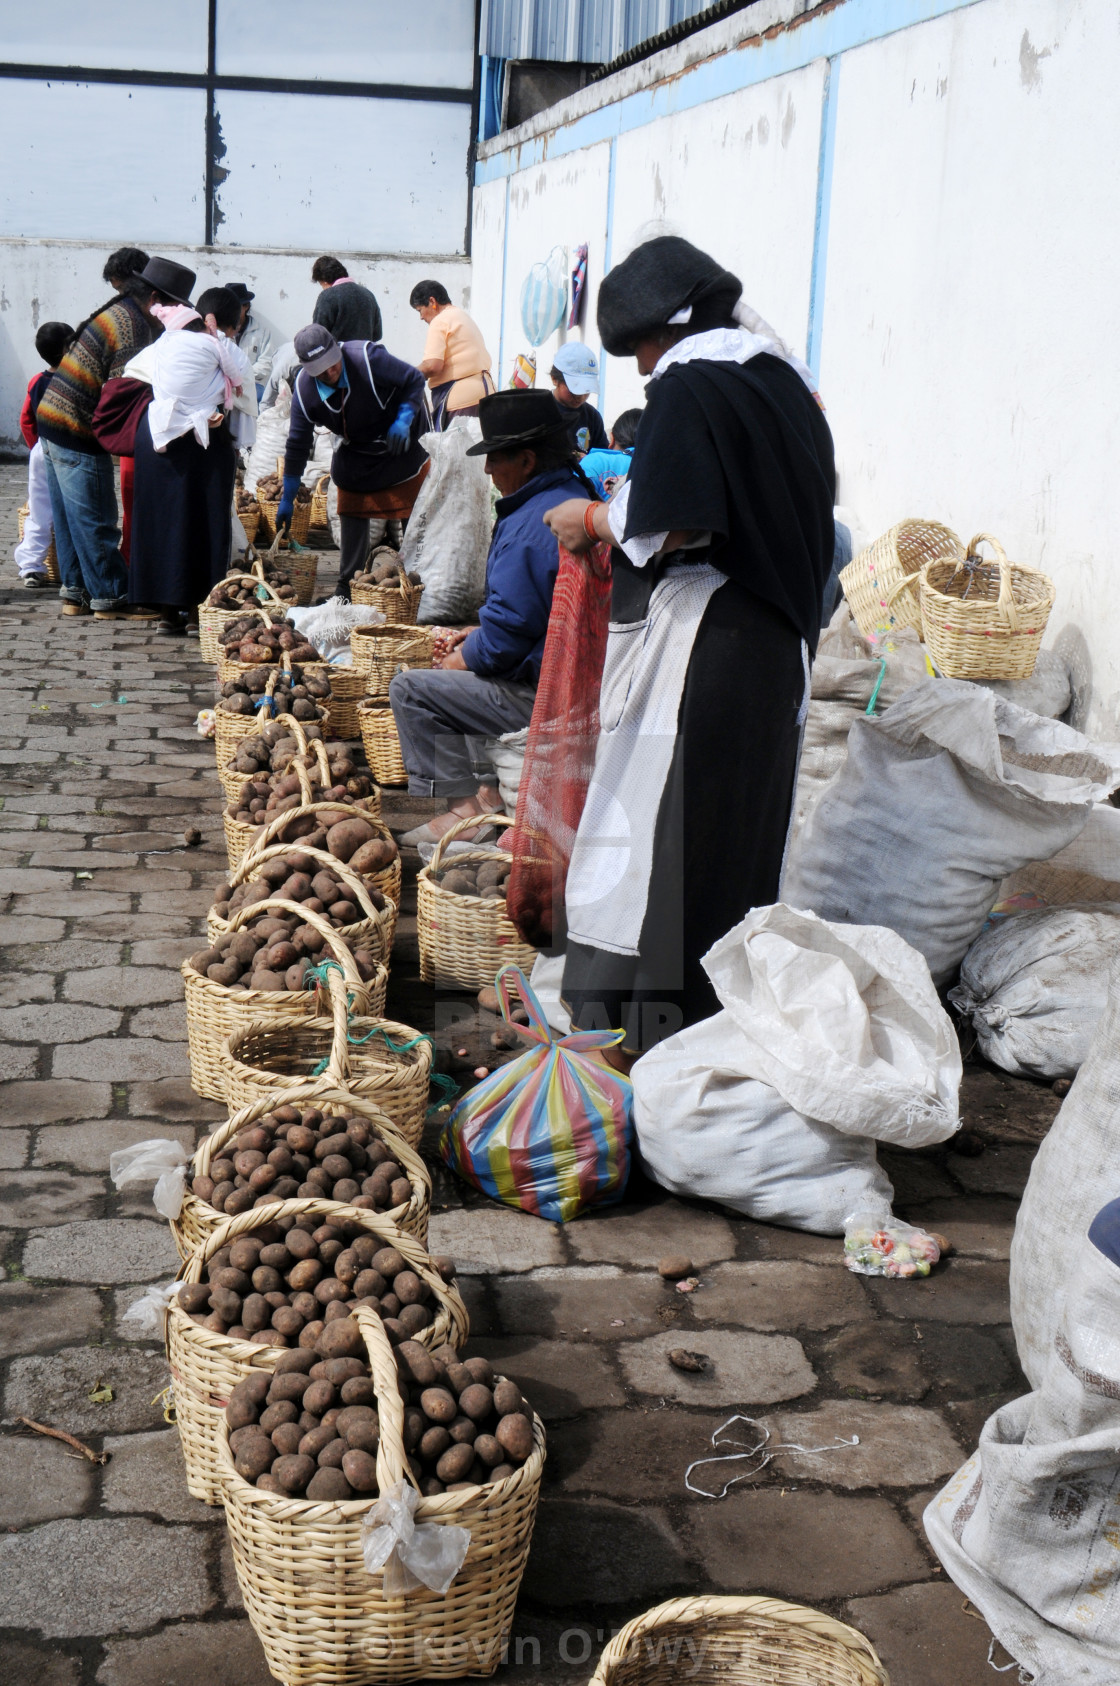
[0,460,1057,1685]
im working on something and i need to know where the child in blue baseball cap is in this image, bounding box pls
[550,342,608,456]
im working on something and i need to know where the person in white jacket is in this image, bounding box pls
[227,282,275,398]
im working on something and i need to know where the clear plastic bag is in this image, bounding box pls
[109,1138,188,1219]
[360,1480,469,1596]
[119,1280,181,1337]
[843,1210,941,1278]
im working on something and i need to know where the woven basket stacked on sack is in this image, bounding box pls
[172,1082,431,1258]
[417,814,536,990]
[167,1212,468,1504]
[840,520,964,638]
[353,624,438,787]
[589,1596,888,1686]
[17,504,60,583]
[351,551,425,624]
[919,531,1055,681]
[217,1304,543,1684]
[181,897,387,1102]
[222,965,431,1148]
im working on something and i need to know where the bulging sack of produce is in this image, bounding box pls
[1010,964,1120,1387]
[949,905,1120,1079]
[632,905,960,1235]
[399,420,491,623]
[784,678,1120,985]
[440,965,632,1223]
[927,1203,1120,1686]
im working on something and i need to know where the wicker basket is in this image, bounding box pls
[267,538,318,606]
[218,640,366,743]
[358,703,408,787]
[351,557,424,625]
[219,1306,543,1685]
[222,751,383,874]
[840,520,964,638]
[258,488,313,545]
[919,532,1055,682]
[351,624,437,693]
[237,501,260,547]
[218,709,318,811]
[311,473,330,530]
[208,841,395,966]
[222,970,432,1149]
[182,897,383,1103]
[199,570,290,663]
[171,1082,430,1260]
[240,800,400,913]
[214,658,334,754]
[417,815,536,991]
[168,1210,468,1505]
[589,1597,888,1686]
[17,504,61,584]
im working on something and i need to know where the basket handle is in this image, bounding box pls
[963,532,1020,632]
[324,964,353,1084]
[355,1306,414,1495]
[226,839,385,926]
[225,894,365,986]
[241,798,385,866]
[429,812,513,876]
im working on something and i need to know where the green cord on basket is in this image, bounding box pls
[864,656,888,716]
[301,959,458,1109]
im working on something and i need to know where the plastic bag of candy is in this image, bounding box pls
[843,1212,941,1278]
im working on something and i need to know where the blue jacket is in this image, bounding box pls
[461,467,585,685]
[284,340,428,493]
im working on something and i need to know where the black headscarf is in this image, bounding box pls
[622,353,836,652]
[598,236,742,355]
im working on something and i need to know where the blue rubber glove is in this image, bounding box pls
[276,473,303,532]
[386,402,416,456]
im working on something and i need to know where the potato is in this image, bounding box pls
[259,1400,299,1433]
[273,1453,316,1494]
[345,1419,381,1455]
[472,1433,504,1469]
[325,818,376,863]
[271,1421,305,1457]
[398,1304,432,1336]
[372,1247,406,1279]
[458,1383,494,1423]
[317,1436,347,1469]
[396,1342,439,1388]
[419,1387,457,1426]
[302,1379,336,1417]
[268,1371,310,1405]
[273,1347,318,1376]
[419,1426,451,1461]
[317,1318,364,1361]
[340,1375,377,1408]
[435,1442,476,1484]
[492,1378,523,1417]
[447,1416,477,1446]
[288,1258,323,1292]
[178,1282,210,1316]
[234,1432,276,1481]
[495,1412,534,1464]
[342,1449,379,1493]
[306,1467,353,1501]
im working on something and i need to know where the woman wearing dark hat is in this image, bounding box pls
[226,282,275,398]
[543,235,836,1063]
[36,256,196,618]
[390,390,590,845]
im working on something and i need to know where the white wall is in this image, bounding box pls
[0,240,470,452]
[472,0,1120,736]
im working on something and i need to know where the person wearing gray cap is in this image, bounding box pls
[277,325,429,596]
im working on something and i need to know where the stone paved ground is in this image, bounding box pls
[0,459,1058,1685]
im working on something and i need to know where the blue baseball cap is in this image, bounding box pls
[551,342,599,396]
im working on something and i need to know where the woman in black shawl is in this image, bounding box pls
[543,236,835,1066]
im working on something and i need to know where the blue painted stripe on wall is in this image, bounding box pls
[599,134,618,414]
[807,54,840,381]
[474,0,986,185]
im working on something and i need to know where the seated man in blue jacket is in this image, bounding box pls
[278,324,429,596]
[391,391,588,845]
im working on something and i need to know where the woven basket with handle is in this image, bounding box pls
[240,800,400,916]
[17,503,60,583]
[167,1210,468,1505]
[310,472,330,530]
[919,531,1055,681]
[257,487,313,545]
[357,702,408,787]
[417,815,536,990]
[182,896,384,1102]
[249,536,317,606]
[199,567,291,663]
[222,968,432,1148]
[208,840,394,965]
[214,658,332,760]
[171,1082,430,1260]
[589,1596,888,1685]
[840,520,964,638]
[219,1305,543,1684]
[350,624,437,693]
[218,709,326,809]
[222,747,383,873]
[236,500,260,546]
[351,556,424,625]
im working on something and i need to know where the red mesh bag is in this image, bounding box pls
[507,542,612,948]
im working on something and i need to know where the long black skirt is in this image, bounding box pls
[129,412,235,609]
[562,576,806,1054]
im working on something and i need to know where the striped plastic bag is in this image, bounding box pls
[519,247,568,347]
[439,966,633,1223]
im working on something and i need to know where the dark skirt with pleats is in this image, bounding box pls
[562,574,806,1054]
[129,411,235,609]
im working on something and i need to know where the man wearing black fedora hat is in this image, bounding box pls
[390,389,590,846]
[37,255,197,618]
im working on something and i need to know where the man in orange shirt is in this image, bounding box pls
[410,280,495,428]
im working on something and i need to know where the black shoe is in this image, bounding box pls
[21,573,51,589]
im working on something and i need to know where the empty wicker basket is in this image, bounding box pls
[170,1082,430,1260]
[167,1207,468,1504]
[589,1596,888,1686]
[350,624,437,693]
[219,1306,544,1684]
[358,701,408,787]
[919,531,1055,681]
[840,519,964,638]
[417,814,536,991]
[17,504,60,583]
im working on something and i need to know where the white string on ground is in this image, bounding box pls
[684,1413,860,1499]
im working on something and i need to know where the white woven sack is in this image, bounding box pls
[632,904,961,1234]
[1010,967,1120,1387]
[949,905,1120,1079]
[927,1224,1120,1685]
[398,420,491,623]
[784,679,1120,985]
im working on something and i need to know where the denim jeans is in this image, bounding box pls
[41,439,128,610]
